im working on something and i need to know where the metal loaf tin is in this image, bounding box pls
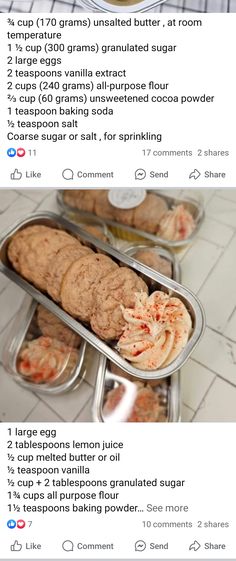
[0,211,205,380]
[2,294,87,395]
[92,356,180,422]
[57,190,204,250]
[60,210,116,248]
[93,242,181,422]
[77,0,167,13]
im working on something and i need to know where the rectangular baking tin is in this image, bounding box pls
[0,212,205,380]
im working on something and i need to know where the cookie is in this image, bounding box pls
[133,194,168,233]
[46,243,93,302]
[113,207,134,226]
[61,253,118,322]
[94,191,116,220]
[37,305,81,347]
[19,229,78,291]
[7,225,51,272]
[91,267,148,341]
[134,249,172,278]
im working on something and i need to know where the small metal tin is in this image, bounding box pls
[92,355,180,422]
[2,294,87,395]
[60,210,116,248]
[93,240,181,422]
[57,190,204,249]
[0,211,205,380]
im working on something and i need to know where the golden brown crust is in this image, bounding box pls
[91,267,148,341]
[61,253,118,322]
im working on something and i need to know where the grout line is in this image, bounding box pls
[191,357,236,389]
[74,396,93,422]
[191,374,217,421]
[195,230,236,297]
[23,399,41,422]
[34,394,68,422]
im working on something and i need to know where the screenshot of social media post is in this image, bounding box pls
[0,0,236,560]
[0,1,236,187]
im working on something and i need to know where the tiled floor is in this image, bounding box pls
[0,188,236,422]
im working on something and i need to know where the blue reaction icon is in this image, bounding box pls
[7,520,16,529]
[7,148,16,158]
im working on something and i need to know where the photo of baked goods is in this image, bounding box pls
[61,189,199,245]
[0,188,236,422]
[1,0,235,14]
[4,215,201,374]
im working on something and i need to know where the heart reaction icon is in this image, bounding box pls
[17,520,26,529]
[17,148,26,158]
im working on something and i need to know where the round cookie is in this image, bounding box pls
[91,267,148,341]
[133,194,168,233]
[8,225,51,272]
[61,253,118,322]
[46,243,93,302]
[19,228,78,291]
[94,191,116,220]
[37,305,81,348]
[113,207,134,226]
[134,249,172,278]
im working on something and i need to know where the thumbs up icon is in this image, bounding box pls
[10,169,22,181]
[10,540,22,551]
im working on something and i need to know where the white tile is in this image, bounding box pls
[0,195,37,235]
[192,328,236,386]
[39,380,93,422]
[206,196,236,228]
[0,366,38,422]
[181,359,215,412]
[180,188,215,207]
[193,378,236,422]
[181,404,194,422]
[224,308,236,342]
[17,189,51,203]
[75,398,93,422]
[217,189,236,203]
[0,273,9,294]
[0,190,19,212]
[25,401,62,422]
[0,283,25,333]
[198,216,234,248]
[180,239,222,292]
[198,234,236,331]
[36,192,59,213]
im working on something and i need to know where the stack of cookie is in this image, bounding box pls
[8,224,149,343]
[63,190,196,241]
